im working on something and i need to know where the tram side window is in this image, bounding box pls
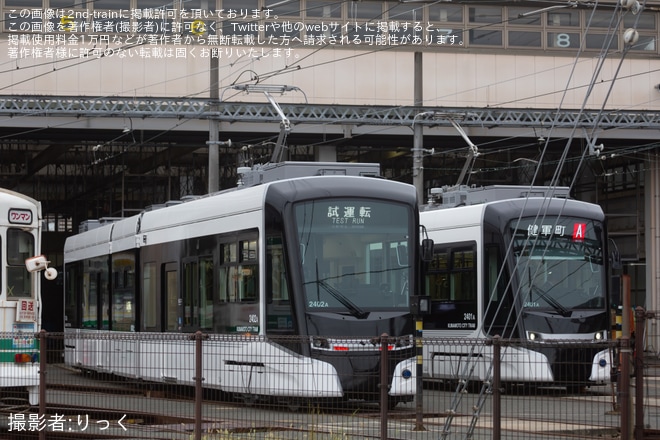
[112,252,135,332]
[222,242,237,267]
[451,249,476,300]
[267,238,289,303]
[6,229,34,298]
[142,262,157,331]
[164,263,179,332]
[427,250,450,300]
[215,236,259,334]
[183,260,198,329]
[484,245,517,338]
[82,256,109,329]
[64,262,81,328]
[428,246,476,301]
[266,236,293,334]
[239,240,258,301]
[182,257,214,331]
[218,239,258,302]
[200,258,213,329]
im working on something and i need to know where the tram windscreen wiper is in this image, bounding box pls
[531,285,571,317]
[317,279,369,319]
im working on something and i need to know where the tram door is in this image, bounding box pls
[161,262,187,382]
[162,262,179,331]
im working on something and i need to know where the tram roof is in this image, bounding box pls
[0,187,41,228]
[64,162,409,262]
[420,188,605,233]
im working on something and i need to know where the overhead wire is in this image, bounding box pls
[248,1,658,168]
[0,1,656,180]
[490,0,606,354]
[0,0,429,155]
[0,1,649,104]
[485,0,650,414]
[437,3,648,434]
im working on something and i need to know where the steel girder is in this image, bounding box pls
[0,95,659,130]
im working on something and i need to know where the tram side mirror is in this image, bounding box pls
[610,248,622,271]
[609,238,622,270]
[25,255,49,273]
[610,274,621,307]
[411,295,431,316]
[421,238,434,263]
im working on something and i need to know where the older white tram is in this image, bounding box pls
[0,188,56,405]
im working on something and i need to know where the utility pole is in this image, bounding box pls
[207,53,220,194]
[412,52,424,204]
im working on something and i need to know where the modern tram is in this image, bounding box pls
[420,185,612,388]
[63,162,430,406]
[0,188,57,405]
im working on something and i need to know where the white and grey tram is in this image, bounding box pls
[421,185,612,388]
[64,162,427,406]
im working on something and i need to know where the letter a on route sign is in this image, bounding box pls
[572,223,586,241]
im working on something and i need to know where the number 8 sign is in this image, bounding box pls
[555,33,571,47]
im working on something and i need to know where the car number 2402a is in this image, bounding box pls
[308,300,329,308]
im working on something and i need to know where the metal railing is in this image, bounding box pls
[1,324,658,439]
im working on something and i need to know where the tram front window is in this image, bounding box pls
[295,199,412,314]
[511,217,605,312]
[6,229,34,298]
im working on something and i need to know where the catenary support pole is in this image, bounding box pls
[635,307,649,440]
[492,336,501,440]
[620,335,631,440]
[38,330,47,440]
[194,331,205,440]
[208,54,220,193]
[380,333,389,440]
[412,52,424,204]
[414,317,426,431]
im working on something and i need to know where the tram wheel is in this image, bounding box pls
[238,393,258,407]
[275,397,303,412]
[381,397,402,410]
[566,385,586,394]
[286,399,303,412]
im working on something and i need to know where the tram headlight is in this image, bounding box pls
[527,331,541,341]
[401,368,413,380]
[311,337,329,349]
[594,330,607,341]
[394,335,413,348]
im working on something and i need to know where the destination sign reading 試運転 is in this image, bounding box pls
[326,204,372,226]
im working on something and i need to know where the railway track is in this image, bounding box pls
[0,364,416,440]
[1,364,631,439]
